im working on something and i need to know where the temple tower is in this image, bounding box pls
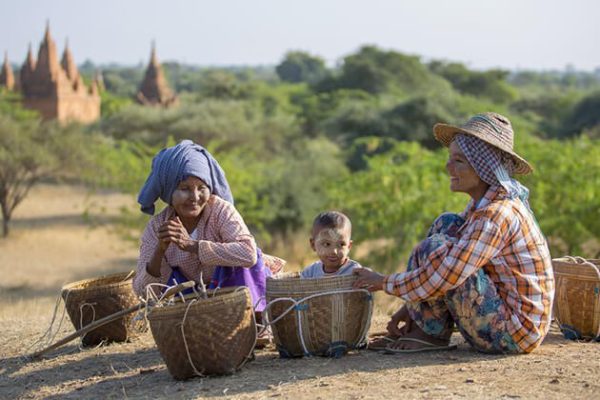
[0,52,15,91]
[18,23,100,123]
[136,43,178,107]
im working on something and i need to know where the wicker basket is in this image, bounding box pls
[265,273,372,358]
[147,286,256,380]
[61,271,138,346]
[552,257,600,340]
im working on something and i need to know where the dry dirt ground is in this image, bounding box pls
[1,184,598,400]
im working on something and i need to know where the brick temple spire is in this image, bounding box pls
[25,43,36,70]
[136,42,178,107]
[35,21,61,80]
[0,52,15,90]
[17,22,100,123]
[61,38,79,82]
[19,44,36,93]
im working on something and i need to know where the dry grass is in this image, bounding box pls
[0,184,139,319]
[0,183,598,400]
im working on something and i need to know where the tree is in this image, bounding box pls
[520,136,600,256]
[199,70,247,99]
[510,93,579,138]
[560,91,600,138]
[378,96,457,147]
[429,61,518,104]
[0,115,39,236]
[100,91,133,117]
[0,108,96,237]
[276,51,328,85]
[102,68,142,97]
[332,46,440,95]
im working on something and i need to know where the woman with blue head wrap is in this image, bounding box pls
[354,113,554,355]
[137,139,234,215]
[133,140,286,317]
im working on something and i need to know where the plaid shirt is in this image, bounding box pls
[133,195,285,297]
[384,185,554,352]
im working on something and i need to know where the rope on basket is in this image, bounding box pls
[78,302,97,330]
[178,287,258,377]
[23,290,72,356]
[77,302,98,349]
[180,298,205,377]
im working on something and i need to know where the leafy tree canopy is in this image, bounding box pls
[429,61,518,104]
[276,51,328,85]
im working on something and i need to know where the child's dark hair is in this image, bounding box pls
[312,211,351,235]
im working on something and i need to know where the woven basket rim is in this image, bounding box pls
[552,257,600,281]
[147,286,251,320]
[267,274,358,296]
[552,257,600,265]
[267,274,357,284]
[61,271,135,296]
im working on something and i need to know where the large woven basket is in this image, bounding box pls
[61,271,138,346]
[147,286,256,380]
[552,257,600,340]
[265,273,372,358]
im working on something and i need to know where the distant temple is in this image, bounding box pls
[136,43,178,108]
[0,23,101,123]
[0,52,15,91]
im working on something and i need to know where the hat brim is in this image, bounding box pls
[433,123,533,175]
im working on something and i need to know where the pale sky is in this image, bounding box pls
[1,0,599,71]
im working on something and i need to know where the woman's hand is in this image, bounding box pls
[352,268,386,292]
[157,216,198,253]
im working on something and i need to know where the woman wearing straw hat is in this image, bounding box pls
[132,140,285,314]
[354,113,554,354]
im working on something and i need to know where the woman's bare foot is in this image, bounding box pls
[387,312,451,351]
[386,304,409,337]
[367,333,399,350]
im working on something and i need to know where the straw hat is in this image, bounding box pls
[433,112,533,175]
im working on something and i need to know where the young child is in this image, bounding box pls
[300,211,363,278]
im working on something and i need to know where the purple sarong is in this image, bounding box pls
[165,249,270,312]
[209,248,270,312]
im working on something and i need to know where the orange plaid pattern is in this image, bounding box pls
[384,186,554,353]
[133,195,286,297]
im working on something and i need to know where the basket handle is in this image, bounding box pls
[162,281,195,299]
[562,256,600,280]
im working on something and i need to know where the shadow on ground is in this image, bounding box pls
[0,331,523,400]
[11,214,123,230]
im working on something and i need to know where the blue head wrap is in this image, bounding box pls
[137,140,234,215]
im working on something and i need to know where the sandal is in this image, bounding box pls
[255,326,273,349]
[367,334,399,351]
[384,337,457,354]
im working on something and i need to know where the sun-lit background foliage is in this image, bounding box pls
[2,46,599,272]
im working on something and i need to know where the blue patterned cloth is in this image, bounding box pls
[405,212,522,354]
[137,140,233,215]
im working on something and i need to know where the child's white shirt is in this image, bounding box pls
[300,259,362,278]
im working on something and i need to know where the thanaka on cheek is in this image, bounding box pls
[313,228,351,261]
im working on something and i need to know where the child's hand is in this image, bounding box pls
[352,268,385,292]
